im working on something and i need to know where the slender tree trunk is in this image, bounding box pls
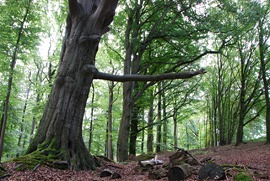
[27,0,119,170]
[185,123,189,150]
[30,57,46,144]
[226,85,233,144]
[162,82,167,150]
[106,81,114,160]
[89,85,95,152]
[30,116,37,144]
[236,45,246,145]
[141,110,145,153]
[116,8,135,161]
[30,89,41,144]
[129,105,139,156]
[217,57,225,145]
[156,83,162,152]
[147,95,154,153]
[213,94,218,146]
[0,111,4,138]
[117,82,134,161]
[209,104,214,146]
[204,114,209,147]
[18,75,32,148]
[173,108,178,148]
[236,93,245,145]
[0,0,31,161]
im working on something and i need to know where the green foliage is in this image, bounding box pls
[0,0,66,160]
[235,172,253,181]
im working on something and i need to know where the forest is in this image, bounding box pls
[0,0,270,177]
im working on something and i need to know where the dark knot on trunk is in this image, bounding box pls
[78,34,100,44]
[81,64,97,76]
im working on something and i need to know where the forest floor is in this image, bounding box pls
[0,141,270,180]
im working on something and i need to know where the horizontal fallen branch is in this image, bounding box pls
[94,69,207,82]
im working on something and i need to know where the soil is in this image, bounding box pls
[1,142,269,180]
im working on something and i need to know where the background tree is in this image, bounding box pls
[0,0,42,161]
[257,2,270,143]
[115,0,228,161]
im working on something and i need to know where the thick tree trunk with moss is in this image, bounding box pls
[26,0,118,170]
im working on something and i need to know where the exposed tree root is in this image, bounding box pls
[21,138,100,171]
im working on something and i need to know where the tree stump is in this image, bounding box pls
[148,167,167,180]
[169,149,188,166]
[100,169,113,177]
[198,163,225,180]
[167,163,191,181]
[100,168,122,179]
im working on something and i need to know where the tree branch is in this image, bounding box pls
[68,0,81,17]
[94,69,206,82]
[92,0,119,34]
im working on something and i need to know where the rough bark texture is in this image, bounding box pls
[26,0,119,170]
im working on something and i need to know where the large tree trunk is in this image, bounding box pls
[26,0,118,170]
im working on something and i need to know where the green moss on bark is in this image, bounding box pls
[23,137,99,170]
[12,139,68,170]
[13,152,51,170]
